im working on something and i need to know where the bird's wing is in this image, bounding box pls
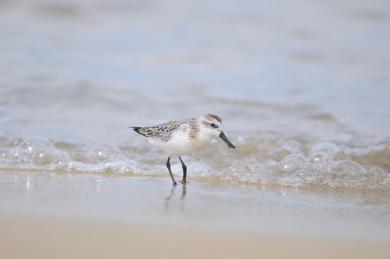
[131,120,183,141]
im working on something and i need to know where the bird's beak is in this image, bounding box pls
[219,131,236,149]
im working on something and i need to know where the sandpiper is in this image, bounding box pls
[130,114,236,185]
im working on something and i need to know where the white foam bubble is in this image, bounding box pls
[87,143,123,163]
[0,135,389,192]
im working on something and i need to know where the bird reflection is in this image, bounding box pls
[25,176,31,191]
[181,183,186,199]
[95,177,103,192]
[164,183,187,210]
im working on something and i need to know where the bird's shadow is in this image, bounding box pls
[164,183,187,210]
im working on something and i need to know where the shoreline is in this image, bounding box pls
[1,170,390,258]
[1,171,390,238]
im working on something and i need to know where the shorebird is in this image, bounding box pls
[130,114,236,185]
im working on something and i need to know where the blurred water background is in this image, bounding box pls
[0,0,390,193]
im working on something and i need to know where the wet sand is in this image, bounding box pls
[1,215,389,259]
[1,171,389,259]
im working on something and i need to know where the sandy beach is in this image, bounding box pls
[1,171,389,259]
[1,215,389,259]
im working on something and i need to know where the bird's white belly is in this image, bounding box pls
[148,131,205,155]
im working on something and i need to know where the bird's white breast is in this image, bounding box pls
[148,128,206,155]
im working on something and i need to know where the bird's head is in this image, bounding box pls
[198,114,236,149]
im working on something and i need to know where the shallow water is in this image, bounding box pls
[1,172,390,239]
[1,0,390,193]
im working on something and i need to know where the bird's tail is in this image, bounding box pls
[129,127,149,137]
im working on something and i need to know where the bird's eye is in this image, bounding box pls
[210,123,218,128]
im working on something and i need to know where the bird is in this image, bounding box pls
[130,113,236,185]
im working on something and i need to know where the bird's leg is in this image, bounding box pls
[179,156,187,184]
[166,157,177,186]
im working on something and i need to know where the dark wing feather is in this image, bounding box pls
[130,127,153,137]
